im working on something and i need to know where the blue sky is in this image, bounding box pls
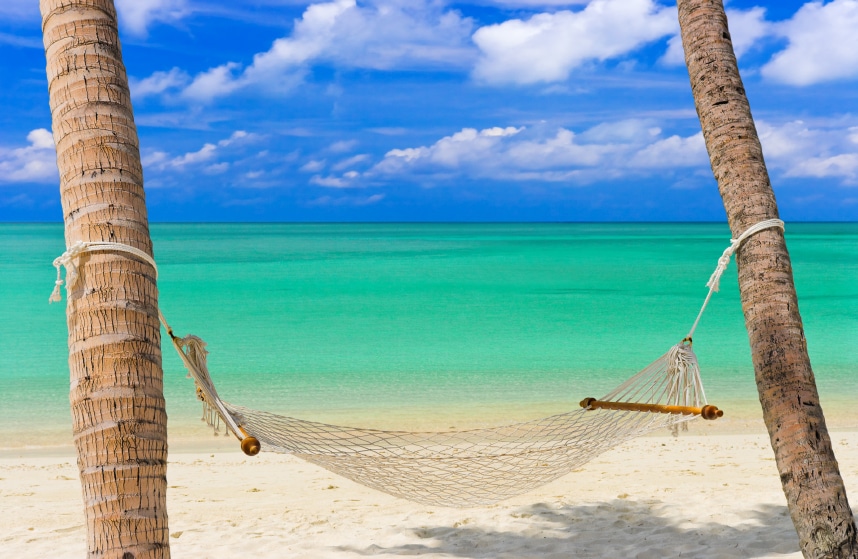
[1,0,857,222]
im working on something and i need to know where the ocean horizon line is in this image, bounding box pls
[4,219,858,226]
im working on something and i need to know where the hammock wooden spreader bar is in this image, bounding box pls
[579,397,724,420]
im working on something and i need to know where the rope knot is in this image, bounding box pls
[687,218,784,340]
[49,241,90,303]
[705,243,738,293]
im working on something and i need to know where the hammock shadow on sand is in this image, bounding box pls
[337,501,800,558]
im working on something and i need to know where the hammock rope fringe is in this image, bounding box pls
[49,219,783,507]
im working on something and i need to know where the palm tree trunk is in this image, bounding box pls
[40,0,170,557]
[676,1,857,557]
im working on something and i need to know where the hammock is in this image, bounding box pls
[50,220,783,507]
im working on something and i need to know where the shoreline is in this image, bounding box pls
[5,396,858,459]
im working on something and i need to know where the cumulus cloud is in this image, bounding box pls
[0,129,59,184]
[372,118,858,185]
[629,133,706,167]
[755,120,818,160]
[757,120,858,181]
[373,121,709,182]
[379,126,524,174]
[761,0,858,86]
[787,154,858,181]
[181,0,474,101]
[718,7,772,58]
[661,7,771,66]
[472,0,676,85]
[115,0,190,37]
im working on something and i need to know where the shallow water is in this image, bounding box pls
[1,222,855,447]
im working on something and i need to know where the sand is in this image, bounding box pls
[3,421,858,558]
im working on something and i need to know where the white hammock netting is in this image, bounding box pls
[174,334,716,507]
[51,220,785,508]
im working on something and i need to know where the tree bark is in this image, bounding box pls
[676,1,857,557]
[40,0,170,557]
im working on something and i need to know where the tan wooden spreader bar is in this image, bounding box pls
[238,426,261,456]
[579,398,723,420]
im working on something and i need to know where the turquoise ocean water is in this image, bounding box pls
[1,223,856,448]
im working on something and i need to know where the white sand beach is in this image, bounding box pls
[4,421,857,558]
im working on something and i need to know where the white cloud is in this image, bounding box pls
[130,68,191,100]
[183,63,245,101]
[370,127,409,136]
[370,119,858,185]
[218,131,249,147]
[755,120,817,159]
[311,174,356,188]
[0,129,59,184]
[328,139,359,153]
[660,36,685,66]
[787,154,858,181]
[726,7,771,58]
[380,126,524,173]
[182,0,474,101]
[757,119,858,181]
[661,7,771,66]
[505,129,609,168]
[762,0,858,86]
[170,143,218,168]
[629,133,707,167]
[300,160,327,172]
[472,0,676,85]
[26,129,55,150]
[142,151,169,167]
[115,0,190,37]
[373,121,709,182]
[332,154,371,171]
[144,131,254,173]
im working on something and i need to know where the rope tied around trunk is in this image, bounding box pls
[684,218,784,341]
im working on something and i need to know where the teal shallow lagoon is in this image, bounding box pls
[1,223,856,448]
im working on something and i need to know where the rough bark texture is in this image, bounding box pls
[40,0,170,557]
[676,1,857,558]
